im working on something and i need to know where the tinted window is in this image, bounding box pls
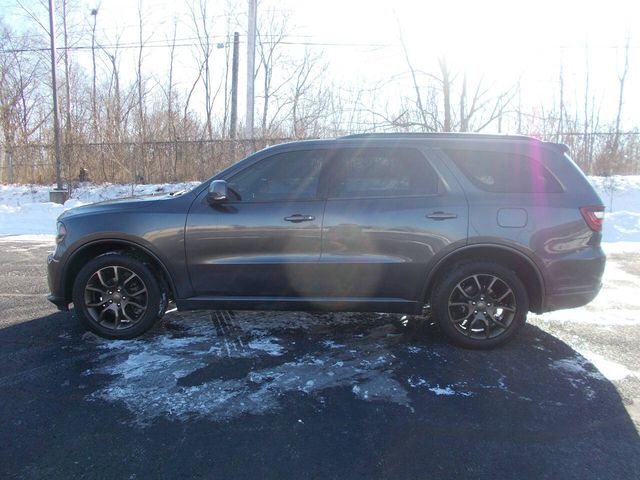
[445,149,563,193]
[329,148,439,198]
[228,150,326,202]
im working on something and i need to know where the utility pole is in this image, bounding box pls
[246,0,257,138]
[48,0,65,201]
[230,32,240,140]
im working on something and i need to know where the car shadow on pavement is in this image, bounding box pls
[1,310,639,479]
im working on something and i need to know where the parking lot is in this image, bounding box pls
[1,239,639,479]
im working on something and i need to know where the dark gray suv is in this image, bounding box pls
[47,133,606,348]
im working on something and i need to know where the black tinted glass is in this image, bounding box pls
[229,150,326,201]
[330,148,439,198]
[445,149,563,193]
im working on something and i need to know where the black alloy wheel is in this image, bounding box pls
[72,253,164,339]
[432,261,529,349]
[83,265,149,331]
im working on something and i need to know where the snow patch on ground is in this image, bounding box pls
[407,375,474,397]
[86,312,412,425]
[551,357,605,381]
[580,351,637,381]
[0,233,55,244]
[247,337,285,356]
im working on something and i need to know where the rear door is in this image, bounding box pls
[318,146,468,302]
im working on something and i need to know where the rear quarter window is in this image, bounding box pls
[444,149,563,193]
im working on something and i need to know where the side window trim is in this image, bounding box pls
[224,148,331,203]
[443,147,564,194]
[326,146,442,200]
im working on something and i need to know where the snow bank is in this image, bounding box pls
[0,182,199,236]
[0,176,639,240]
[589,175,640,242]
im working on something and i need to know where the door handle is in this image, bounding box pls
[426,211,458,220]
[284,214,315,223]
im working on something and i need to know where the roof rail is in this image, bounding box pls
[340,132,538,141]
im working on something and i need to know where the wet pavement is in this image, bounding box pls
[1,240,639,479]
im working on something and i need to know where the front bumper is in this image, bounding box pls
[47,252,69,310]
[47,294,69,311]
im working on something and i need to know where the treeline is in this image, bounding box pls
[0,1,637,185]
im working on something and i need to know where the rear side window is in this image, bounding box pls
[445,149,563,193]
[330,148,439,198]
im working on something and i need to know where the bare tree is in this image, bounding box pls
[613,34,630,158]
[398,29,430,131]
[0,21,46,181]
[255,7,290,134]
[583,42,591,168]
[558,57,565,139]
[135,0,150,183]
[188,0,223,140]
[289,48,328,137]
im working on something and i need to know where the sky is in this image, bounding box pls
[2,0,639,130]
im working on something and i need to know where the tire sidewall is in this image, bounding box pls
[72,253,161,339]
[432,261,529,349]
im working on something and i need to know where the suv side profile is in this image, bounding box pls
[47,133,606,348]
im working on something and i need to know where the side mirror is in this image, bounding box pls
[207,180,228,204]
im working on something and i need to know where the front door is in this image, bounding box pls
[185,149,328,298]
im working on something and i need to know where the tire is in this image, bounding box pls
[72,253,163,339]
[431,261,529,349]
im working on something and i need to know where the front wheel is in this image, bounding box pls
[72,253,163,339]
[431,262,529,349]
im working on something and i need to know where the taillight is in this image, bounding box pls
[580,206,605,232]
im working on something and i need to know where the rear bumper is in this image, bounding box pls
[543,282,602,312]
[541,246,606,313]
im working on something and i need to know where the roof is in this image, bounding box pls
[339,132,538,141]
[257,133,568,156]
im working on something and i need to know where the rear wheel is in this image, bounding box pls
[431,261,528,349]
[72,253,163,339]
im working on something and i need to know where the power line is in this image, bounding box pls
[1,38,396,54]
[4,36,638,55]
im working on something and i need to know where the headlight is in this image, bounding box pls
[56,222,67,244]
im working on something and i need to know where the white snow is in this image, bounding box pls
[428,386,457,396]
[579,351,636,381]
[589,175,640,242]
[0,182,199,236]
[247,337,285,356]
[407,375,474,397]
[86,312,412,424]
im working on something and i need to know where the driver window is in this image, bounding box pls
[228,150,327,202]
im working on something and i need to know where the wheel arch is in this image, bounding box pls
[62,239,176,302]
[423,244,545,313]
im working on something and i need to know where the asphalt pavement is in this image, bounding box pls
[0,239,639,479]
